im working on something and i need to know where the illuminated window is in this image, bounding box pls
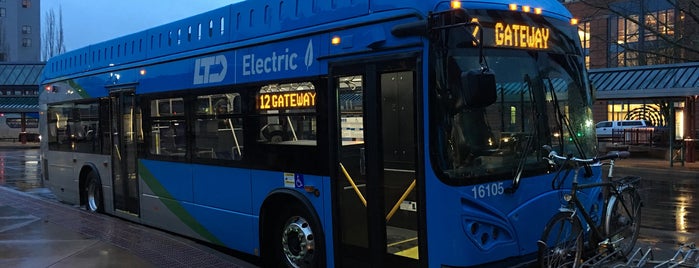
[614,8,681,67]
[615,14,641,67]
[617,15,639,44]
[578,21,590,69]
[617,50,639,67]
[605,102,662,125]
[645,9,675,41]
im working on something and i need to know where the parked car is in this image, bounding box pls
[595,120,652,138]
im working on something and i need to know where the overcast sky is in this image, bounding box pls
[41,0,242,51]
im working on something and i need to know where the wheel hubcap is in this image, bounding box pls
[87,182,99,211]
[281,216,315,268]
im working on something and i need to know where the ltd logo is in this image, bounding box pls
[193,55,228,85]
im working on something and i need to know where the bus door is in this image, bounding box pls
[109,90,141,216]
[333,58,420,267]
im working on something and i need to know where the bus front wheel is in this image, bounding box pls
[85,172,103,213]
[265,202,324,268]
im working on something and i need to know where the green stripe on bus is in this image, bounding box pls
[66,80,91,99]
[137,161,223,245]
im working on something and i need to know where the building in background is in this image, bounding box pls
[0,63,42,142]
[0,0,42,142]
[0,0,41,62]
[566,0,697,69]
[565,0,699,162]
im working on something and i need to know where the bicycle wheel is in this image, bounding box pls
[605,186,642,257]
[539,212,584,268]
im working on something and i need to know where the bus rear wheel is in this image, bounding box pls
[85,172,103,213]
[265,202,323,268]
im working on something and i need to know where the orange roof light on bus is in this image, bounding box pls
[331,36,341,46]
[451,0,461,9]
[509,4,517,11]
[571,18,579,25]
[522,5,531,13]
[534,8,543,14]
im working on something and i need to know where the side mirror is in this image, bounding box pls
[461,69,497,108]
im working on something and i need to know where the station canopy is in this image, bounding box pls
[0,63,44,113]
[590,62,699,99]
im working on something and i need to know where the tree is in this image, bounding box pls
[42,6,66,61]
[570,0,699,68]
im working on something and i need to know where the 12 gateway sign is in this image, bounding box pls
[258,90,317,110]
[493,22,550,49]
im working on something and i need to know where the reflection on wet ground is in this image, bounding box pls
[641,178,699,233]
[0,149,41,192]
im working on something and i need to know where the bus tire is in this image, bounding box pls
[85,172,104,213]
[264,201,324,268]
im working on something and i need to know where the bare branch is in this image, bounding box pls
[42,6,66,61]
[576,0,699,63]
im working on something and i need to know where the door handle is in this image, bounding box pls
[360,147,366,176]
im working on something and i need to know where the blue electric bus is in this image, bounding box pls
[39,0,601,267]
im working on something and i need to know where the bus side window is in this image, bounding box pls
[149,98,187,157]
[194,93,244,160]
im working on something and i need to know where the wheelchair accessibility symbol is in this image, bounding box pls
[294,174,304,189]
[284,173,304,189]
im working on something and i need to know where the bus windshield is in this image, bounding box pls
[430,10,597,185]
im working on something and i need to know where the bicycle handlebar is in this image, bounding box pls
[542,145,630,164]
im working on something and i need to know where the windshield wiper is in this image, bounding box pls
[544,77,592,177]
[507,75,537,193]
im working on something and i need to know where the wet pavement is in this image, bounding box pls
[0,146,256,268]
[614,157,699,266]
[0,203,155,267]
[0,146,42,194]
[1,143,698,267]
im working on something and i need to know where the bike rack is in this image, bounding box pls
[611,243,699,268]
[614,247,654,268]
[651,243,699,268]
[581,246,625,267]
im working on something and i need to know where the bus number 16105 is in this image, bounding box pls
[471,182,504,199]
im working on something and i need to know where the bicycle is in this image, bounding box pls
[537,145,642,268]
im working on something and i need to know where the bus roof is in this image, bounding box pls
[43,0,572,81]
